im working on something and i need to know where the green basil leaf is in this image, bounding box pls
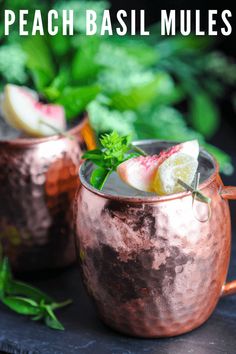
[110,73,175,111]
[123,152,140,161]
[22,35,55,91]
[82,149,103,160]
[204,143,233,176]
[0,258,12,298]
[90,168,111,190]
[43,66,72,101]
[2,296,41,316]
[7,296,38,307]
[49,299,72,311]
[6,280,53,304]
[45,315,64,331]
[88,101,136,136]
[72,36,102,82]
[0,44,27,84]
[32,313,44,321]
[190,92,220,139]
[56,85,100,120]
[82,150,105,168]
[44,305,64,331]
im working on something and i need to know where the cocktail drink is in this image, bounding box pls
[74,139,236,337]
[0,85,95,271]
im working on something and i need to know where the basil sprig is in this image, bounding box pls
[82,131,146,190]
[0,258,72,330]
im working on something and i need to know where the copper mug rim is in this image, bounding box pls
[0,112,88,148]
[79,139,219,203]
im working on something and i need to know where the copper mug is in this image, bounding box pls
[74,140,236,338]
[0,113,95,272]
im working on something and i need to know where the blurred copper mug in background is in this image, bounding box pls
[0,113,96,272]
[74,140,236,338]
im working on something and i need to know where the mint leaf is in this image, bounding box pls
[72,36,102,82]
[88,100,136,136]
[0,257,71,330]
[45,314,64,331]
[56,85,100,120]
[82,149,103,160]
[190,92,220,139]
[83,132,143,190]
[2,296,41,316]
[110,73,177,111]
[0,44,27,84]
[0,258,12,298]
[44,305,65,331]
[90,168,112,190]
[22,35,55,91]
[6,280,53,304]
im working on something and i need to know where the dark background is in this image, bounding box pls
[109,0,236,160]
[110,0,236,56]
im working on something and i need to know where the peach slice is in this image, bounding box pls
[2,84,66,137]
[117,140,199,193]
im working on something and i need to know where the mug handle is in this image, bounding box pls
[220,186,236,297]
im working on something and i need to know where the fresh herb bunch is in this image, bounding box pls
[83,131,144,189]
[0,0,236,174]
[0,258,71,330]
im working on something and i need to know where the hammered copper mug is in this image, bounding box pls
[0,113,96,272]
[74,140,236,338]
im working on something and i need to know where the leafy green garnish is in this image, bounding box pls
[0,257,71,330]
[22,35,55,91]
[190,91,220,139]
[56,85,101,120]
[0,44,27,84]
[82,131,143,189]
[1,0,235,174]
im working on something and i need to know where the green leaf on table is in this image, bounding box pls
[0,258,12,298]
[2,296,40,316]
[56,85,101,120]
[45,314,64,331]
[0,257,71,330]
[44,304,65,330]
[32,313,44,321]
[190,92,220,139]
[6,280,53,304]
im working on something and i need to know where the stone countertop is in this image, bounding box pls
[0,233,235,354]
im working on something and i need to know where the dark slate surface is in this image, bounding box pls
[1,150,236,354]
[0,207,235,354]
[0,261,235,354]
